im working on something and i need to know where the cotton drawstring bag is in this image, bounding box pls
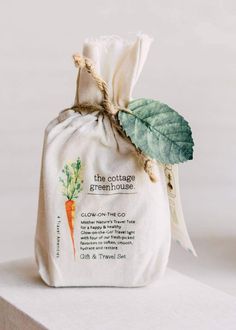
[35,35,195,287]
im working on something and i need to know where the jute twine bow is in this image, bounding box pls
[72,54,157,183]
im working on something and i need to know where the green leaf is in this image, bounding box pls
[118,98,194,164]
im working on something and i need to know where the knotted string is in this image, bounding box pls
[72,54,157,183]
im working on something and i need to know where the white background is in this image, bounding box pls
[0,0,235,294]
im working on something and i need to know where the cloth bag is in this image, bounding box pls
[35,35,195,287]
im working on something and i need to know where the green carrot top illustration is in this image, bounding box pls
[59,157,83,200]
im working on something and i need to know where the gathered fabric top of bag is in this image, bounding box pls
[75,34,152,108]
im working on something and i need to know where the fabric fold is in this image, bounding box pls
[76,34,153,108]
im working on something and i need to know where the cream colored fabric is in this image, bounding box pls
[164,165,196,256]
[35,35,193,287]
[76,35,152,107]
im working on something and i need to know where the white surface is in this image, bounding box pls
[1,258,236,330]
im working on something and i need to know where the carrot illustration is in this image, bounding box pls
[65,199,76,256]
[59,157,83,257]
